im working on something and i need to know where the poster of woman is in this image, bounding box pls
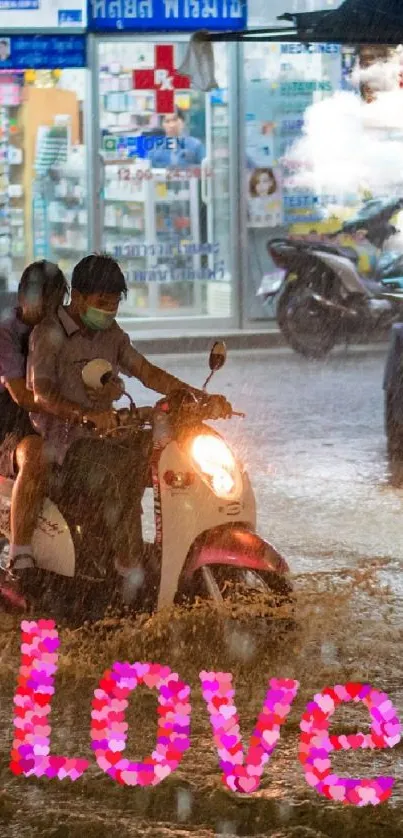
[247,167,283,228]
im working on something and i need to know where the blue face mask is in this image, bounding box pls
[80,306,117,331]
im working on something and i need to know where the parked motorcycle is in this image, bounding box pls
[258,198,403,358]
[0,342,292,623]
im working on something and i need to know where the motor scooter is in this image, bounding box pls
[0,342,291,622]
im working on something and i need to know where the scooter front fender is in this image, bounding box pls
[184,525,289,579]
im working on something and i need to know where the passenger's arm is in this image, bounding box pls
[0,320,36,409]
[4,378,36,412]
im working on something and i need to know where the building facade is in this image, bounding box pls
[0,0,387,335]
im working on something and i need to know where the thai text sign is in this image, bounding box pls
[88,0,246,32]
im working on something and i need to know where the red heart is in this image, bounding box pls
[91,719,106,731]
[35,694,50,708]
[346,683,363,699]
[10,761,24,775]
[104,750,122,766]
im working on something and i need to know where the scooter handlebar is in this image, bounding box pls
[179,399,245,420]
[81,399,245,436]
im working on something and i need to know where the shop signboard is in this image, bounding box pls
[0,35,86,69]
[88,0,247,32]
[0,0,86,27]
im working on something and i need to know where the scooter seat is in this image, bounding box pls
[269,237,359,263]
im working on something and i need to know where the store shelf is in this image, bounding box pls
[98,51,208,317]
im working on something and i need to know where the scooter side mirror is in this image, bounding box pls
[202,341,227,391]
[209,341,227,373]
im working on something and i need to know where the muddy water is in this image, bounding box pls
[1,350,403,838]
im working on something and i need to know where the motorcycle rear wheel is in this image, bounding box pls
[277,275,339,359]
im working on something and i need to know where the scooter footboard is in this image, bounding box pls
[183,524,289,579]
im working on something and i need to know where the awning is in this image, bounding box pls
[210,0,403,44]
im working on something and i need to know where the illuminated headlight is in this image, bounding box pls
[191,434,242,499]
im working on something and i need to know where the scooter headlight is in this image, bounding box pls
[191,434,241,499]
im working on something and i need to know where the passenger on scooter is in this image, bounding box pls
[26,254,231,597]
[0,261,68,606]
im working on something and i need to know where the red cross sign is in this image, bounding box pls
[133,45,191,114]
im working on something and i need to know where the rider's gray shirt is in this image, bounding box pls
[27,305,184,464]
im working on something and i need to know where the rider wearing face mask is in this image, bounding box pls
[22,253,230,600]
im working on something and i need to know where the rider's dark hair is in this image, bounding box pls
[18,260,68,313]
[71,254,128,298]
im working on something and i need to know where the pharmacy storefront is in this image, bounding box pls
[0,0,383,332]
[87,0,245,327]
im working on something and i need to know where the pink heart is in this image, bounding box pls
[154,763,171,782]
[220,704,236,720]
[314,758,330,774]
[234,775,258,794]
[358,786,377,804]
[120,769,139,786]
[329,785,346,801]
[315,694,335,714]
[262,729,279,748]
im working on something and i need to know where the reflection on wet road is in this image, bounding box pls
[1,347,403,838]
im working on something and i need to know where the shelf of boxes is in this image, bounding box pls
[0,107,10,277]
[99,53,205,316]
[102,159,202,317]
[44,146,88,274]
[100,68,158,136]
[0,76,25,285]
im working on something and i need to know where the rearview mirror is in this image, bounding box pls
[209,341,227,373]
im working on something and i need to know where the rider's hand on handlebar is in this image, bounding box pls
[85,375,125,410]
[84,409,118,435]
[205,394,232,419]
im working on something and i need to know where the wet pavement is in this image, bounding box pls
[1,346,403,838]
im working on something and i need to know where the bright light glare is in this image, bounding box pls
[191,434,238,497]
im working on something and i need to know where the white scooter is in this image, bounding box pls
[0,342,291,621]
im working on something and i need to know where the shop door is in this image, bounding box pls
[93,35,237,327]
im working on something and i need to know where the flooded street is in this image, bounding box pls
[1,346,403,838]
